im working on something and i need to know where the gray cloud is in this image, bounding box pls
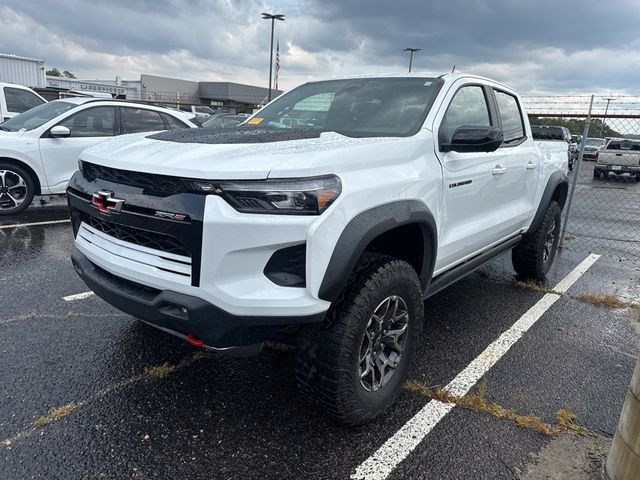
[1,0,639,94]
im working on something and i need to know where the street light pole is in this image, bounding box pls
[403,48,421,73]
[599,97,615,137]
[262,12,285,102]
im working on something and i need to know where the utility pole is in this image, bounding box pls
[599,97,615,137]
[261,12,285,102]
[403,48,421,73]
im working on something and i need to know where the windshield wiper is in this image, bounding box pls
[0,125,11,131]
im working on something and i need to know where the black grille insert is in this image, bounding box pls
[82,215,191,258]
[82,162,187,197]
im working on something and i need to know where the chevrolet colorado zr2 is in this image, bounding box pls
[67,73,568,425]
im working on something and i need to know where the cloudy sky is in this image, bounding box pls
[1,0,639,95]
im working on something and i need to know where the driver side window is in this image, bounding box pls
[58,107,116,138]
[439,86,491,145]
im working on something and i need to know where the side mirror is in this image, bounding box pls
[441,126,504,153]
[50,125,71,138]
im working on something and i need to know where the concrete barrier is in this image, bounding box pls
[605,357,640,480]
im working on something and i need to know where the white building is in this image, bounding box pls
[0,54,46,88]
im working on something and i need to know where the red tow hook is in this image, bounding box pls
[186,333,204,347]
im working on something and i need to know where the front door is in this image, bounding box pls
[434,84,508,272]
[38,106,116,192]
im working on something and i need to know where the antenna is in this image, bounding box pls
[451,65,456,73]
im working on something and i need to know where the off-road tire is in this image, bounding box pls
[512,201,562,280]
[295,253,424,425]
[0,162,35,216]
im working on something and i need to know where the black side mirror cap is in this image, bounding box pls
[441,125,504,153]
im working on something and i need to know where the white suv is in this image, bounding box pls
[68,73,568,424]
[0,98,197,214]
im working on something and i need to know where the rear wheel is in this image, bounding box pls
[635,174,640,183]
[512,201,561,280]
[593,169,601,179]
[295,254,424,425]
[0,163,35,216]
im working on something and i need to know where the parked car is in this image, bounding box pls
[67,73,568,424]
[531,125,573,171]
[178,105,216,122]
[594,138,640,181]
[201,113,249,129]
[0,98,197,214]
[581,137,607,161]
[0,82,47,123]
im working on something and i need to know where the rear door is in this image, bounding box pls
[491,89,540,234]
[434,83,508,271]
[38,105,117,192]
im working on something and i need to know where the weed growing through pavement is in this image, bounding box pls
[514,280,562,296]
[404,380,586,436]
[575,293,637,310]
[34,403,77,428]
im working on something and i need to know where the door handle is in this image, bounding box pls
[492,166,507,175]
[526,162,537,170]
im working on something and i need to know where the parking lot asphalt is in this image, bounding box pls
[1,200,639,480]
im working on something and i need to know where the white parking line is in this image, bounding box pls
[351,253,601,480]
[0,219,70,230]
[63,291,94,302]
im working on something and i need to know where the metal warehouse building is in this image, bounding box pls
[0,54,46,88]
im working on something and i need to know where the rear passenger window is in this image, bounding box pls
[439,86,491,144]
[122,108,166,133]
[494,90,525,143]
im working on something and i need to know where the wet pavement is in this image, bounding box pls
[1,200,639,480]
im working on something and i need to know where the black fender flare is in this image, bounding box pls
[528,171,568,234]
[318,200,437,302]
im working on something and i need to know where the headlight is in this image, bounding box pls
[188,175,341,215]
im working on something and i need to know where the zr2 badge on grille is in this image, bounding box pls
[91,191,124,214]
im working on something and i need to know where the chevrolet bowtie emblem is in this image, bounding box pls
[91,191,124,213]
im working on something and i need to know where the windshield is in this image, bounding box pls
[0,101,76,132]
[248,77,444,137]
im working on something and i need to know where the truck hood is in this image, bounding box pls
[80,129,409,180]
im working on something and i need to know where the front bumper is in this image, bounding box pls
[71,247,325,352]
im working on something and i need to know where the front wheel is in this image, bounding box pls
[295,254,424,425]
[0,163,35,216]
[512,201,562,280]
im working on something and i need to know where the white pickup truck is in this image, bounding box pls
[0,82,46,123]
[67,73,568,424]
[594,138,640,181]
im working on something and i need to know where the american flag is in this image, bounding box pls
[274,40,280,91]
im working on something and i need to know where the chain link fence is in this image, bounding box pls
[523,96,640,261]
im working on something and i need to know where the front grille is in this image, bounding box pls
[82,162,188,197]
[83,215,191,257]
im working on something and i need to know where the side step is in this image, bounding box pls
[425,235,522,299]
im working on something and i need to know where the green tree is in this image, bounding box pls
[46,68,62,77]
[62,70,76,79]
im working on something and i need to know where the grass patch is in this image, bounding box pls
[576,294,633,309]
[144,362,176,379]
[405,380,585,437]
[515,280,562,296]
[34,403,77,428]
